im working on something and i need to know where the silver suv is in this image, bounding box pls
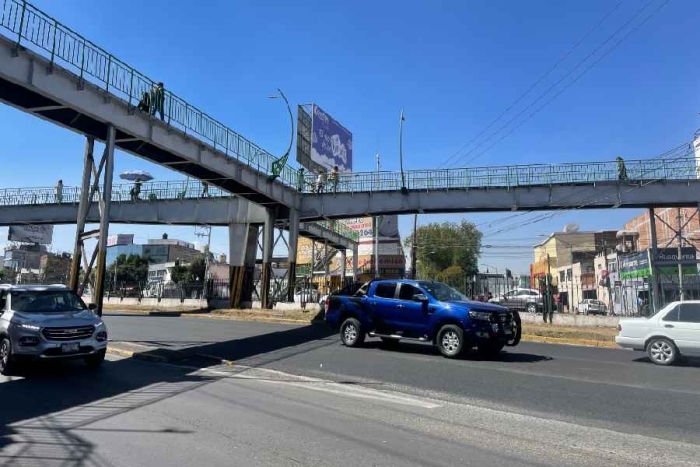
[0,284,108,374]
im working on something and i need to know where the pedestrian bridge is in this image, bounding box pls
[300,153,700,220]
[0,181,357,251]
[1,1,700,224]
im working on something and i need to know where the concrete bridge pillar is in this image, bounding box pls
[286,209,300,302]
[340,249,347,288]
[352,243,359,282]
[228,223,259,308]
[260,209,276,309]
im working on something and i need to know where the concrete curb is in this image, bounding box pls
[520,334,617,348]
[106,346,170,362]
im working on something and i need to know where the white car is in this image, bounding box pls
[616,301,700,365]
[578,299,607,316]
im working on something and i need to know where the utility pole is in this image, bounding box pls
[410,214,418,279]
[195,225,212,299]
[677,208,685,302]
[374,153,381,279]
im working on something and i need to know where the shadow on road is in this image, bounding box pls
[632,355,700,368]
[364,340,553,363]
[0,322,334,466]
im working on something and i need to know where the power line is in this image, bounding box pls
[439,1,624,168]
[460,0,672,166]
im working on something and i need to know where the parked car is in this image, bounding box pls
[325,279,521,358]
[578,299,607,315]
[0,284,108,375]
[615,300,700,365]
[494,288,543,314]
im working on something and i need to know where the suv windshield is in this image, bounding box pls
[10,290,87,313]
[418,282,467,302]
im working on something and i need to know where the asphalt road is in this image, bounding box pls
[1,313,700,467]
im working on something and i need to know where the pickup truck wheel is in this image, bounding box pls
[340,318,365,347]
[647,338,677,365]
[478,342,505,358]
[437,325,464,358]
[0,337,15,376]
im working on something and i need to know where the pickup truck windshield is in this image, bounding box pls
[10,290,87,313]
[418,282,468,302]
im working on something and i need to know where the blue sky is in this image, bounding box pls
[1,0,698,273]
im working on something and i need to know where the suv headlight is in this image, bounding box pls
[469,310,492,321]
[19,323,41,332]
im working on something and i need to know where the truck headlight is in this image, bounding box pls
[469,311,492,321]
[19,323,41,332]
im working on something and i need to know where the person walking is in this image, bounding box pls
[130,180,142,201]
[616,156,628,181]
[329,165,339,193]
[316,168,327,194]
[201,181,209,198]
[55,179,63,204]
[297,167,306,192]
[137,91,151,113]
[150,82,165,120]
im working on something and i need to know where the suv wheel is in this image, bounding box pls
[437,325,464,358]
[526,303,537,314]
[340,318,365,347]
[0,337,15,376]
[647,337,677,365]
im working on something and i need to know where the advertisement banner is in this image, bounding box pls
[107,234,134,247]
[619,248,697,279]
[311,104,353,173]
[8,225,53,244]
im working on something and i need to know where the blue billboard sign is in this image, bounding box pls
[311,104,353,173]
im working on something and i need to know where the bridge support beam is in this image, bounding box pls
[352,243,359,282]
[286,209,300,302]
[228,223,249,309]
[340,249,347,288]
[260,209,276,309]
[68,125,116,316]
[648,208,661,313]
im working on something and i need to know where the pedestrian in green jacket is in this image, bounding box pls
[150,82,165,120]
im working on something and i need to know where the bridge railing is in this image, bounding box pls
[0,0,297,186]
[301,156,699,193]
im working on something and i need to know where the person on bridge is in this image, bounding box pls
[297,168,306,192]
[616,156,628,181]
[316,169,327,194]
[137,91,150,113]
[55,179,63,204]
[150,82,165,121]
[201,181,209,198]
[329,165,339,193]
[130,180,142,201]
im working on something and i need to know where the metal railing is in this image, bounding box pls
[0,180,234,205]
[0,0,298,186]
[0,180,360,241]
[301,156,700,194]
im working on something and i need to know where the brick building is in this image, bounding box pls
[624,208,700,250]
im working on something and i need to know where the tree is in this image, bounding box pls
[107,254,149,285]
[170,259,189,284]
[404,220,482,279]
[187,257,207,282]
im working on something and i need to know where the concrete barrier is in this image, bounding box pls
[250,300,320,313]
[102,297,208,309]
[520,313,619,327]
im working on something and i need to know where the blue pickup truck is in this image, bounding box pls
[325,279,521,358]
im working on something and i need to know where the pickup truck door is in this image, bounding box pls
[396,283,431,338]
[369,282,400,332]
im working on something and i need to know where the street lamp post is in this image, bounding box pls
[267,88,294,182]
[399,110,408,195]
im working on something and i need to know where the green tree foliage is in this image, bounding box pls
[404,220,482,279]
[170,256,207,283]
[170,259,189,284]
[108,254,149,284]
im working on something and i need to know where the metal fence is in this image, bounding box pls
[301,154,699,194]
[0,0,297,185]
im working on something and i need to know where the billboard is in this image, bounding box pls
[309,104,352,173]
[619,247,697,279]
[107,234,134,247]
[8,225,53,244]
